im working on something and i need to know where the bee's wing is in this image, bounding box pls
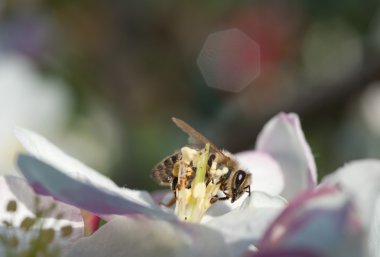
[172,117,224,155]
[150,153,179,186]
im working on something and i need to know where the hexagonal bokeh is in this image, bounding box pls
[197,29,260,93]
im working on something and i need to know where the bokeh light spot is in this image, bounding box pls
[197,28,260,93]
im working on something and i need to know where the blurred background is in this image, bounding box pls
[1,0,380,191]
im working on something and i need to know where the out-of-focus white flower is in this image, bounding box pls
[0,175,84,256]
[55,100,122,174]
[14,112,317,256]
[0,53,121,176]
[360,82,380,138]
[0,53,70,175]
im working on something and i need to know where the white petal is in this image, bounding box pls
[202,201,235,222]
[205,152,285,219]
[256,113,317,199]
[322,159,380,226]
[16,128,157,205]
[205,192,286,256]
[322,160,380,257]
[17,154,175,220]
[65,216,232,257]
[369,197,380,257]
[240,190,287,210]
[236,151,284,196]
[15,128,118,190]
[15,128,169,217]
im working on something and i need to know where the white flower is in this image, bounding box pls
[15,112,316,256]
[0,175,84,256]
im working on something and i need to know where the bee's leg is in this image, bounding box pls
[245,185,251,196]
[210,196,230,204]
[214,179,224,186]
[161,180,178,208]
[161,193,177,208]
[171,177,179,191]
[161,191,177,208]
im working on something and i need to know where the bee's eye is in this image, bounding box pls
[234,170,246,189]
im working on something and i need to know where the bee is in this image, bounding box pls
[150,117,251,205]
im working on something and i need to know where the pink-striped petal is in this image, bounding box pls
[322,160,380,257]
[322,159,380,226]
[247,249,322,257]
[259,187,364,257]
[256,113,317,200]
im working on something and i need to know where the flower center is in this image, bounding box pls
[0,197,73,256]
[174,144,225,222]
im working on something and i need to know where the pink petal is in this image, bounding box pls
[17,154,175,220]
[256,113,317,200]
[259,187,365,257]
[65,216,232,257]
[236,151,284,196]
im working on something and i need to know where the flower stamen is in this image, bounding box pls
[174,144,222,222]
[0,197,71,257]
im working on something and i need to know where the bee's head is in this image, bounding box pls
[231,170,251,203]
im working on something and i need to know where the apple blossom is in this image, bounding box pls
[0,175,84,256]
[14,112,317,256]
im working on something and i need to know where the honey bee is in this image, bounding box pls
[150,117,251,204]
